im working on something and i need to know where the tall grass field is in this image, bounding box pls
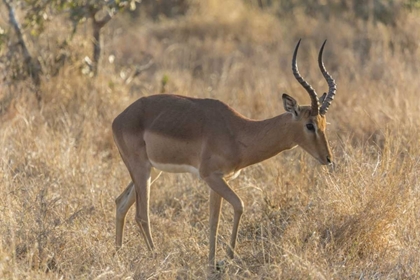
[1,0,420,278]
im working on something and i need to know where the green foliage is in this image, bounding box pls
[161,74,169,86]
[22,0,139,36]
[405,0,420,10]
[161,74,169,93]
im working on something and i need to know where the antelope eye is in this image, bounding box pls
[306,123,315,131]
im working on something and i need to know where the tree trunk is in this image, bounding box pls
[91,11,113,76]
[3,0,42,101]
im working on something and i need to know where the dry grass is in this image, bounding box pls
[1,0,420,279]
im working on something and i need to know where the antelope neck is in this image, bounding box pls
[238,113,297,168]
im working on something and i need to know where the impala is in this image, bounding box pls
[112,39,336,268]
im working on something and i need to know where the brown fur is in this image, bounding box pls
[112,93,333,268]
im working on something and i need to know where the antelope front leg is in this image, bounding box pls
[204,174,244,263]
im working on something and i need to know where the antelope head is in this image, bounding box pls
[282,39,337,165]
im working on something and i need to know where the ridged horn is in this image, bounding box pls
[292,39,319,116]
[318,40,337,115]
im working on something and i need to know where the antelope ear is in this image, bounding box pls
[282,93,300,117]
[319,92,327,104]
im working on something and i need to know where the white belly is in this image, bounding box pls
[150,160,200,176]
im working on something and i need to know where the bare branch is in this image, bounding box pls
[125,59,154,84]
[95,12,113,29]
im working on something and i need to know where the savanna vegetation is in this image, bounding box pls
[1,0,420,278]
